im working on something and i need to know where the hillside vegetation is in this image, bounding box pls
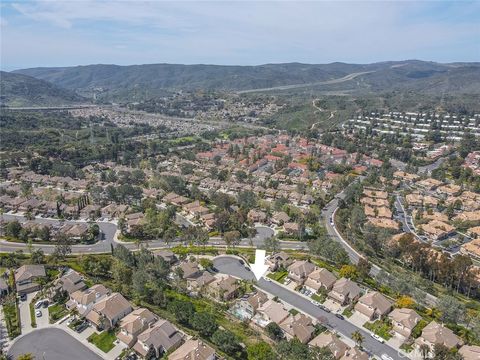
[0,71,86,107]
[14,60,480,102]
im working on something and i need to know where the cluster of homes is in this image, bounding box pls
[392,171,480,258]
[360,187,398,230]
[9,263,218,360]
[263,254,479,358]
[464,151,480,176]
[0,133,387,242]
[345,111,480,141]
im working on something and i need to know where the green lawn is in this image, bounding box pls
[364,319,393,340]
[266,271,288,283]
[48,304,68,323]
[311,292,327,303]
[87,331,117,353]
[342,307,354,318]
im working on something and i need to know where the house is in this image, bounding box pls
[415,321,463,351]
[287,260,316,284]
[309,332,349,359]
[354,291,392,320]
[53,269,87,295]
[272,211,291,225]
[304,268,337,292]
[86,292,133,330]
[207,276,240,301]
[459,345,480,360]
[14,265,46,294]
[328,278,362,305]
[66,284,110,316]
[230,291,268,320]
[133,319,183,358]
[186,271,216,295]
[283,222,300,235]
[247,209,267,223]
[178,261,201,279]
[388,308,422,338]
[254,299,290,327]
[154,250,178,265]
[117,308,157,347]
[279,313,315,344]
[267,252,293,271]
[420,220,455,241]
[168,339,216,360]
[340,347,369,360]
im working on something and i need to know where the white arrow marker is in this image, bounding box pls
[250,249,269,281]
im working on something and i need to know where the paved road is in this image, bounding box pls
[212,256,403,360]
[8,327,103,360]
[237,71,375,94]
[0,213,277,254]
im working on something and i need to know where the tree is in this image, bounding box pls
[339,265,359,280]
[5,220,22,238]
[247,342,276,360]
[167,300,195,326]
[351,331,364,347]
[437,295,465,323]
[211,329,241,356]
[264,236,280,253]
[53,233,72,260]
[224,230,241,248]
[396,295,415,309]
[191,312,218,337]
[199,258,213,270]
[30,249,45,264]
[265,321,284,341]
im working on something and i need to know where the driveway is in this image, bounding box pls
[8,327,103,360]
[18,292,37,334]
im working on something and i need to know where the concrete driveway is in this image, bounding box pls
[18,292,37,334]
[8,327,103,360]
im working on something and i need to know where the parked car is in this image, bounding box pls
[381,355,393,360]
[335,314,345,320]
[319,305,331,313]
[371,333,385,343]
[311,300,320,306]
[35,310,42,317]
[35,300,46,309]
[75,322,89,333]
[20,294,27,302]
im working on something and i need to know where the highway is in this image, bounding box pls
[213,255,404,360]
[237,71,375,94]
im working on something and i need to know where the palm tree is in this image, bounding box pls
[351,330,364,348]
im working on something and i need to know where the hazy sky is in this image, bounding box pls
[1,0,479,70]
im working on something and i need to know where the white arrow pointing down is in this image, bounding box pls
[249,249,269,281]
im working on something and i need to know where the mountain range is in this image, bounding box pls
[2,60,480,105]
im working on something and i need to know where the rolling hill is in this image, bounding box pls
[10,60,480,103]
[0,71,86,107]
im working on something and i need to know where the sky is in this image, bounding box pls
[1,0,479,71]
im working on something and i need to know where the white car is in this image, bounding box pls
[310,300,320,306]
[35,310,42,317]
[381,355,393,360]
[371,333,385,343]
[34,300,44,309]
